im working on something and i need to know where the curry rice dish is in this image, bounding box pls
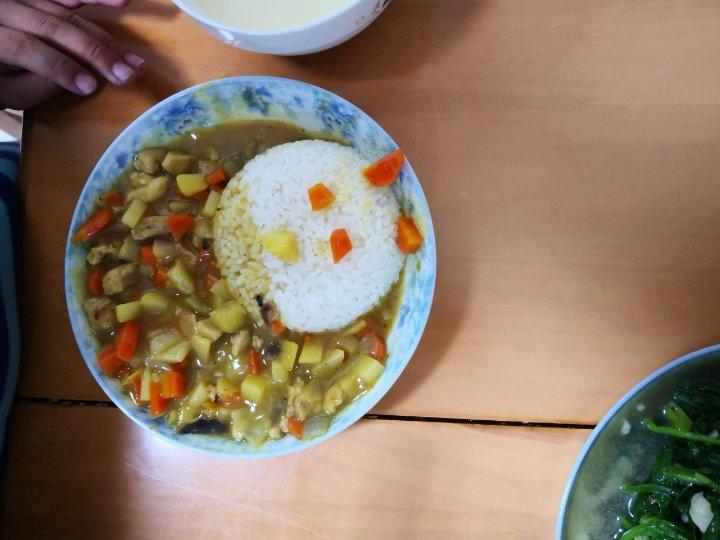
[72,119,423,447]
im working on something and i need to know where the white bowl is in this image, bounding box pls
[173,0,391,55]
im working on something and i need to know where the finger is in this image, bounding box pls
[0,26,97,94]
[50,0,130,7]
[0,61,23,74]
[18,0,145,71]
[0,1,140,85]
[0,71,59,109]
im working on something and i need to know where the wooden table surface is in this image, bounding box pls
[5,0,720,537]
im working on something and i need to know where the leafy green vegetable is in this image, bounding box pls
[620,516,692,539]
[621,483,677,496]
[617,383,720,538]
[666,403,694,431]
[644,420,720,447]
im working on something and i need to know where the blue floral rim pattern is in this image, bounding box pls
[64,76,436,458]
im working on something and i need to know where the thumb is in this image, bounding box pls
[0,72,59,110]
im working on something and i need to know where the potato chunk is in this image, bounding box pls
[210,301,247,333]
[262,231,299,262]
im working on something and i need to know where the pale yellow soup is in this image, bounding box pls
[193,0,353,31]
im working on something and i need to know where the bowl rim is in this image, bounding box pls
[172,0,368,37]
[555,343,720,538]
[64,75,436,458]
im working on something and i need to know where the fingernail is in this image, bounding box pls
[75,73,97,95]
[112,62,134,83]
[124,53,145,70]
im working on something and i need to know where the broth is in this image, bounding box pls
[193,0,353,31]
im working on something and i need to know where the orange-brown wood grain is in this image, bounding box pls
[2,403,587,538]
[15,0,720,425]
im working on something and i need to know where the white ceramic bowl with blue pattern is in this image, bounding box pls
[65,76,436,458]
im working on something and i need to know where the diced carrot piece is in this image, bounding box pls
[72,207,113,244]
[140,245,157,268]
[397,216,423,254]
[153,266,169,288]
[97,346,125,377]
[359,333,387,362]
[307,182,335,211]
[87,267,105,296]
[270,320,285,335]
[329,228,352,263]
[248,348,262,375]
[150,380,168,416]
[115,321,140,361]
[363,149,404,187]
[288,418,304,439]
[161,371,186,399]
[205,167,229,186]
[167,214,195,242]
[100,190,125,207]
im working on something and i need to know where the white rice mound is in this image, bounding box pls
[213,140,405,332]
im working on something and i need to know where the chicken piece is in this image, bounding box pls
[133,148,167,174]
[127,176,170,203]
[177,244,198,268]
[323,384,344,415]
[132,216,170,240]
[82,297,117,331]
[102,263,137,295]
[152,238,176,265]
[129,171,154,188]
[86,241,120,265]
[198,159,219,176]
[284,381,303,419]
[230,329,250,357]
[295,400,310,422]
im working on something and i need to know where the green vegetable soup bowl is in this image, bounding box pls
[64,77,436,458]
[557,345,720,539]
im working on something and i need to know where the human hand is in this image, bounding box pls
[0,0,144,109]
